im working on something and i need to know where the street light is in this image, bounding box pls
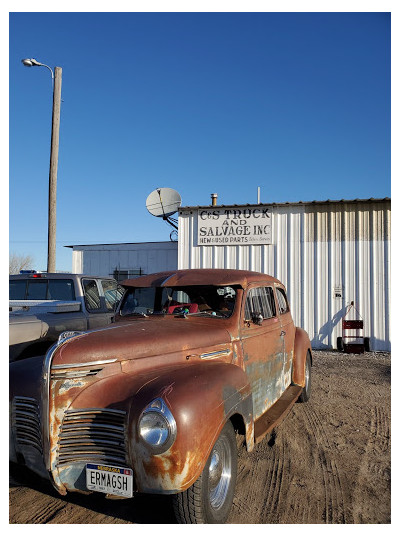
[21,57,62,273]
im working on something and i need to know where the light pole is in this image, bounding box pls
[22,58,62,273]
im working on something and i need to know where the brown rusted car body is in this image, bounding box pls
[9,269,312,519]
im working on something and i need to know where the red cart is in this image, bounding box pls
[337,302,370,354]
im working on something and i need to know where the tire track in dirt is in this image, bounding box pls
[370,406,390,455]
[260,439,291,523]
[296,404,350,524]
[10,489,67,524]
[231,430,292,523]
[232,446,267,521]
[353,403,391,523]
[30,500,67,524]
[368,405,390,481]
[232,459,256,520]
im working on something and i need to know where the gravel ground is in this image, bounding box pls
[9,350,391,524]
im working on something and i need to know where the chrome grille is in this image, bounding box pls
[57,408,128,467]
[13,396,42,454]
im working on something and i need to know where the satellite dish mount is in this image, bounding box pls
[146,188,182,239]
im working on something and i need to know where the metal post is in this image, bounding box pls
[47,66,62,273]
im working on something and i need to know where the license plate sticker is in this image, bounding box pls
[86,464,133,497]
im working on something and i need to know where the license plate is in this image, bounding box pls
[86,464,133,497]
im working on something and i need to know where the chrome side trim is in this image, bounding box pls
[52,358,117,369]
[200,349,231,360]
[42,342,119,471]
[51,368,102,380]
[41,342,59,470]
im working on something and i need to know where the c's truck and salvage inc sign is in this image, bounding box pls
[198,206,272,245]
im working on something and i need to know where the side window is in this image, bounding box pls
[82,279,101,310]
[101,280,124,311]
[244,287,276,321]
[276,287,289,314]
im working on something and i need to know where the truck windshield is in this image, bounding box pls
[120,285,238,318]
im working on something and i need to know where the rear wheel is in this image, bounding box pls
[298,352,311,403]
[337,336,344,352]
[172,420,237,523]
[364,337,370,352]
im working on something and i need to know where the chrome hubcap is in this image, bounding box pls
[209,435,232,510]
[305,362,310,389]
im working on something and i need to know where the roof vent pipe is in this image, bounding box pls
[211,193,218,206]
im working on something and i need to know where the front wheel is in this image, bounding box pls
[172,420,237,523]
[298,352,311,403]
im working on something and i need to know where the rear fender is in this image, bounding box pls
[292,327,312,387]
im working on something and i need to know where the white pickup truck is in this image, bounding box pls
[9,272,124,362]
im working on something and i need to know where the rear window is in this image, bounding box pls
[26,280,48,299]
[48,280,75,300]
[9,280,27,300]
[9,278,76,301]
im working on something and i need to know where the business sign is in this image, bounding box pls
[197,206,272,246]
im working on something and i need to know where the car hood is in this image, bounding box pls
[51,316,233,367]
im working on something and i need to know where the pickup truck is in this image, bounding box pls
[9,273,123,362]
[9,269,312,523]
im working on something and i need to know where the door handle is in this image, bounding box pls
[281,330,286,336]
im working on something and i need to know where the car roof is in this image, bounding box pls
[121,269,280,289]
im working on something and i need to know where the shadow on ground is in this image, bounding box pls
[10,462,176,524]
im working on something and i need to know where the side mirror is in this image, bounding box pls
[251,312,263,326]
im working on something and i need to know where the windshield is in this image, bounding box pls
[119,285,238,318]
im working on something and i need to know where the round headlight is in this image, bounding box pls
[137,398,177,453]
[139,412,170,446]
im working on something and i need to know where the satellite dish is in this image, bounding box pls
[146,188,182,218]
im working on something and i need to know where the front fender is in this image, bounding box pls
[292,327,312,387]
[67,360,252,494]
[128,361,253,493]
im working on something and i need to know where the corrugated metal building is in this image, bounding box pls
[178,198,391,351]
[68,241,178,281]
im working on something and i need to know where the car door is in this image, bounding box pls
[240,285,285,421]
[275,285,295,391]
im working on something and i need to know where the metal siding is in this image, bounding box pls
[71,242,178,278]
[72,249,83,273]
[178,201,390,351]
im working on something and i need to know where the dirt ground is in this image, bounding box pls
[9,350,391,524]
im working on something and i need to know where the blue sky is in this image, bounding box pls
[9,11,391,271]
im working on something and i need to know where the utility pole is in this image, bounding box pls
[21,58,62,273]
[47,66,62,273]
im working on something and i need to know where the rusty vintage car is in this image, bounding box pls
[9,269,312,524]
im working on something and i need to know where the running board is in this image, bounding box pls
[254,385,303,444]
